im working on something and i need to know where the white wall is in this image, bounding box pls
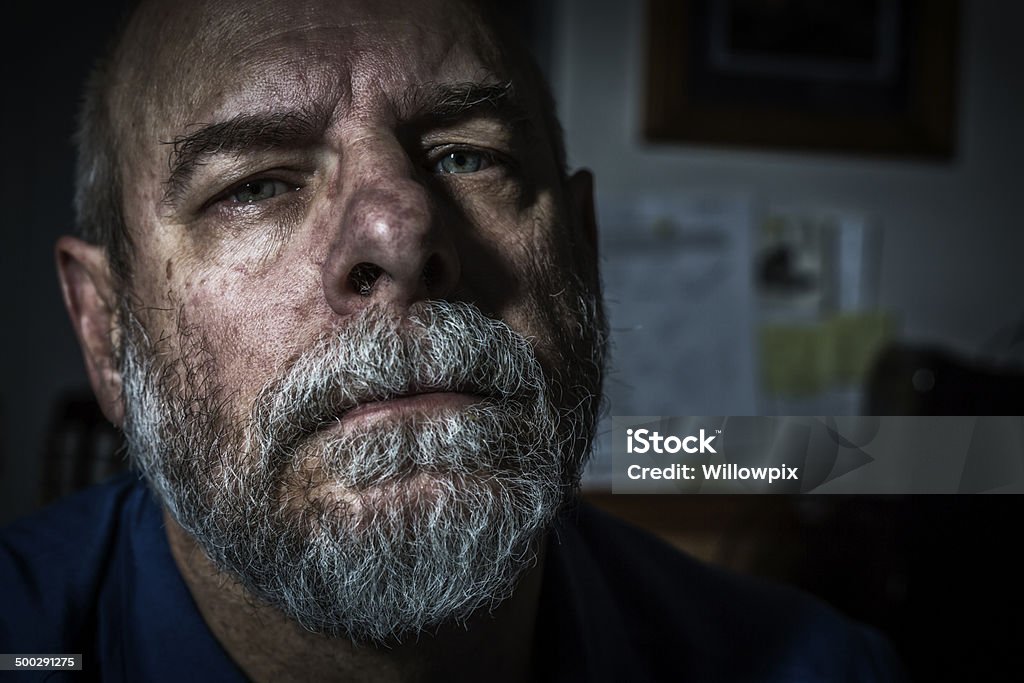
[553,0,1024,358]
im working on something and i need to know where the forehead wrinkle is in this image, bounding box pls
[115,0,505,127]
[155,17,497,141]
[129,0,496,107]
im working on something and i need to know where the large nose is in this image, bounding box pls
[321,157,461,315]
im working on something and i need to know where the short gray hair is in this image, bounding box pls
[73,30,134,286]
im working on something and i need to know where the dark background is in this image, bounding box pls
[3,1,1024,681]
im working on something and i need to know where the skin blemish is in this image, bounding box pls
[166,258,174,280]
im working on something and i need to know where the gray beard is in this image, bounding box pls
[119,299,603,643]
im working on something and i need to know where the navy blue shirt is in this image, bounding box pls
[0,474,904,681]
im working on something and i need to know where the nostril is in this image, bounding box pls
[421,254,444,295]
[348,262,384,296]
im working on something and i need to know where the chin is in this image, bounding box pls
[291,466,500,525]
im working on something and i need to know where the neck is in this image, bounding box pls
[163,511,544,683]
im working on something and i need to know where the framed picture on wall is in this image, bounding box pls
[644,0,960,158]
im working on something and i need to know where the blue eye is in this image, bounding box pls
[229,179,292,203]
[435,150,491,175]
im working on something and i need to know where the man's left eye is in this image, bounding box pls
[228,179,293,203]
[435,150,492,175]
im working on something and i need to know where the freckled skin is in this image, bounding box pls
[67,0,601,681]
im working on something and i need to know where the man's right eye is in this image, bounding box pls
[227,178,296,204]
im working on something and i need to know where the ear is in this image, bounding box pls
[567,169,598,259]
[55,236,124,427]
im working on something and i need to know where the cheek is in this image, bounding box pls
[456,188,564,299]
[156,257,329,412]
[491,243,584,370]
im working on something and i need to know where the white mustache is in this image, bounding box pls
[251,301,547,458]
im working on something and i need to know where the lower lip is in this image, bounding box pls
[340,392,480,424]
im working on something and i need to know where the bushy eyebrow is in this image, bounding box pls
[403,80,537,140]
[162,108,327,204]
[160,81,535,204]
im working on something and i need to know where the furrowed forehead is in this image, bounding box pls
[110,0,510,142]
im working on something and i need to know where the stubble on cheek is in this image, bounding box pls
[157,254,322,408]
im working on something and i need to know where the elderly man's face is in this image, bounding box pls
[69,0,603,642]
